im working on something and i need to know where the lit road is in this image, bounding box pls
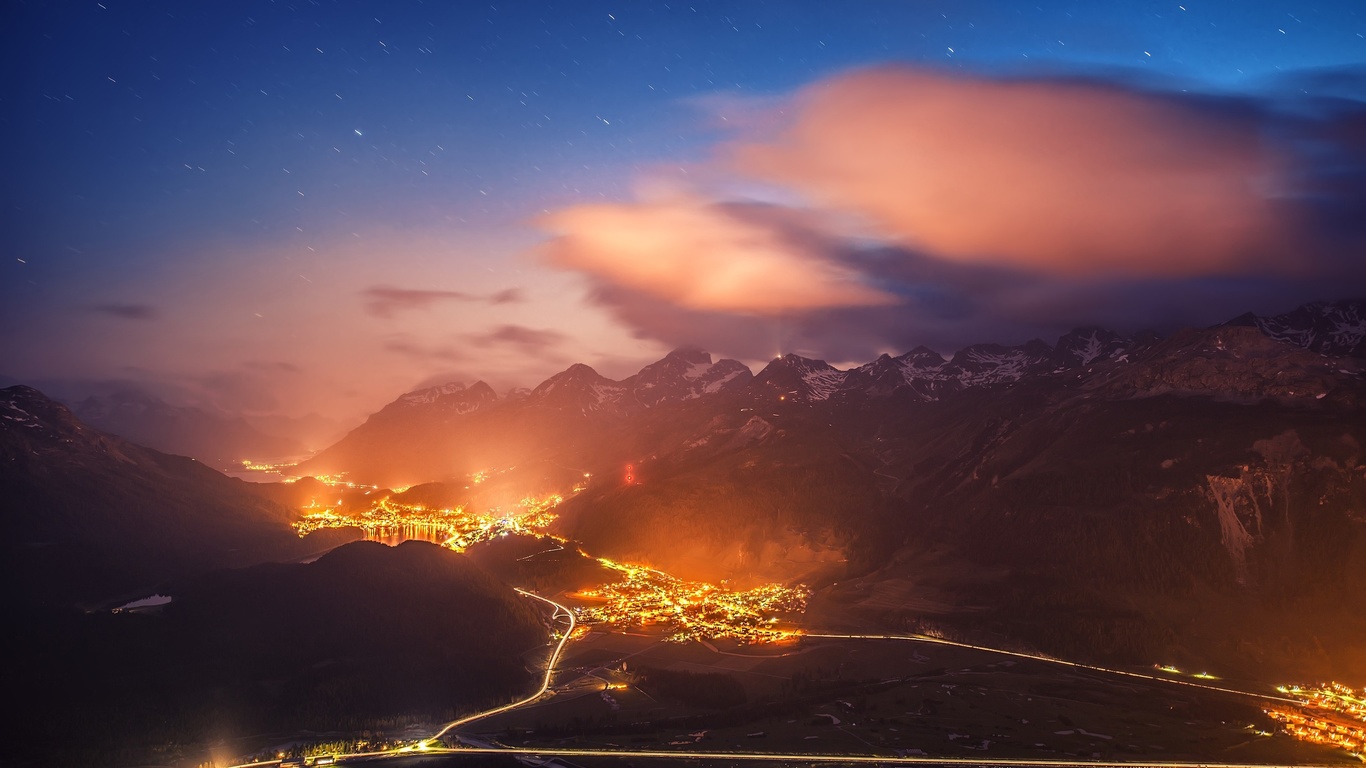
[428,588,576,740]
[229,743,1342,768]
[803,632,1301,705]
[224,620,1316,768]
[223,600,1313,767]
[225,587,574,768]
[433,744,1342,767]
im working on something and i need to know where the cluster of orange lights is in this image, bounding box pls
[1267,682,1366,760]
[292,493,564,552]
[574,558,808,644]
[289,468,811,645]
[293,471,378,490]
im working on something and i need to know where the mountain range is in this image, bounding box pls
[2,391,550,767]
[67,388,342,469]
[0,385,352,605]
[5,299,1365,685]
[296,299,1366,681]
[300,299,1365,487]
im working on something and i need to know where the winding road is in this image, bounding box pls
[428,588,576,741]
[226,595,1320,768]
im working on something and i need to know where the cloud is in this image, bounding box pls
[464,324,568,355]
[535,65,1366,366]
[490,288,524,304]
[585,261,1365,367]
[92,303,158,321]
[362,285,524,318]
[382,337,468,363]
[382,325,573,368]
[730,66,1293,277]
[537,195,897,314]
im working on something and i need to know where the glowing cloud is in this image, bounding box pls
[537,197,896,314]
[363,285,524,318]
[464,324,568,354]
[732,67,1291,276]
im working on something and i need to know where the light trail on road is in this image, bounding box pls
[429,588,576,741]
[225,621,1311,768]
[805,632,1301,705]
[224,618,1309,768]
[224,588,575,768]
[439,744,1341,767]
[222,572,1308,767]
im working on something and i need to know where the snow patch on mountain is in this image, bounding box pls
[682,360,711,380]
[700,368,746,395]
[397,382,470,406]
[952,345,1051,386]
[1072,331,1107,365]
[1,399,39,427]
[590,382,625,405]
[802,368,847,401]
[1236,299,1366,357]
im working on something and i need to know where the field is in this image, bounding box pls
[453,627,1354,766]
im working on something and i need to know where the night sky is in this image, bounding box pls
[4,1,1365,424]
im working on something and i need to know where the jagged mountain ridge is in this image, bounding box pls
[297,348,757,485]
[375,299,1366,416]
[5,300,1365,686]
[1225,299,1366,357]
[292,300,1366,681]
[302,299,1366,488]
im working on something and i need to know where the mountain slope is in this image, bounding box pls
[1226,298,1366,357]
[71,388,306,468]
[621,347,752,407]
[12,540,547,767]
[1,385,329,604]
[297,352,753,488]
[291,299,1366,678]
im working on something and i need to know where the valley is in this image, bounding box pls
[13,0,1366,764]
[217,464,1363,766]
[5,300,1366,767]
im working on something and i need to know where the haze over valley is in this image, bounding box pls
[6,299,1366,766]
[7,1,1366,766]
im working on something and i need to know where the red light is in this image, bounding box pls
[625,464,634,484]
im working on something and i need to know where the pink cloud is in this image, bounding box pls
[537,196,897,314]
[363,285,524,318]
[464,324,568,354]
[731,67,1293,276]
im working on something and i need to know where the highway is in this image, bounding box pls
[224,615,1316,768]
[428,588,576,741]
[431,744,1342,767]
[223,598,1312,768]
[803,632,1302,705]
[230,743,1342,768]
[225,587,575,768]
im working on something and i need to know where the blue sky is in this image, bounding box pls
[3,0,1364,420]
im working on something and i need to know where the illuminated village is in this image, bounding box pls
[574,559,808,643]
[292,492,563,553]
[1266,682,1366,761]
[290,472,809,644]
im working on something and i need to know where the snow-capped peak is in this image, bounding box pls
[1229,299,1366,357]
[397,381,469,406]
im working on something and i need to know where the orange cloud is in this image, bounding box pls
[537,196,896,314]
[732,67,1292,276]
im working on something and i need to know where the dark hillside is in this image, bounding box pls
[10,540,547,768]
